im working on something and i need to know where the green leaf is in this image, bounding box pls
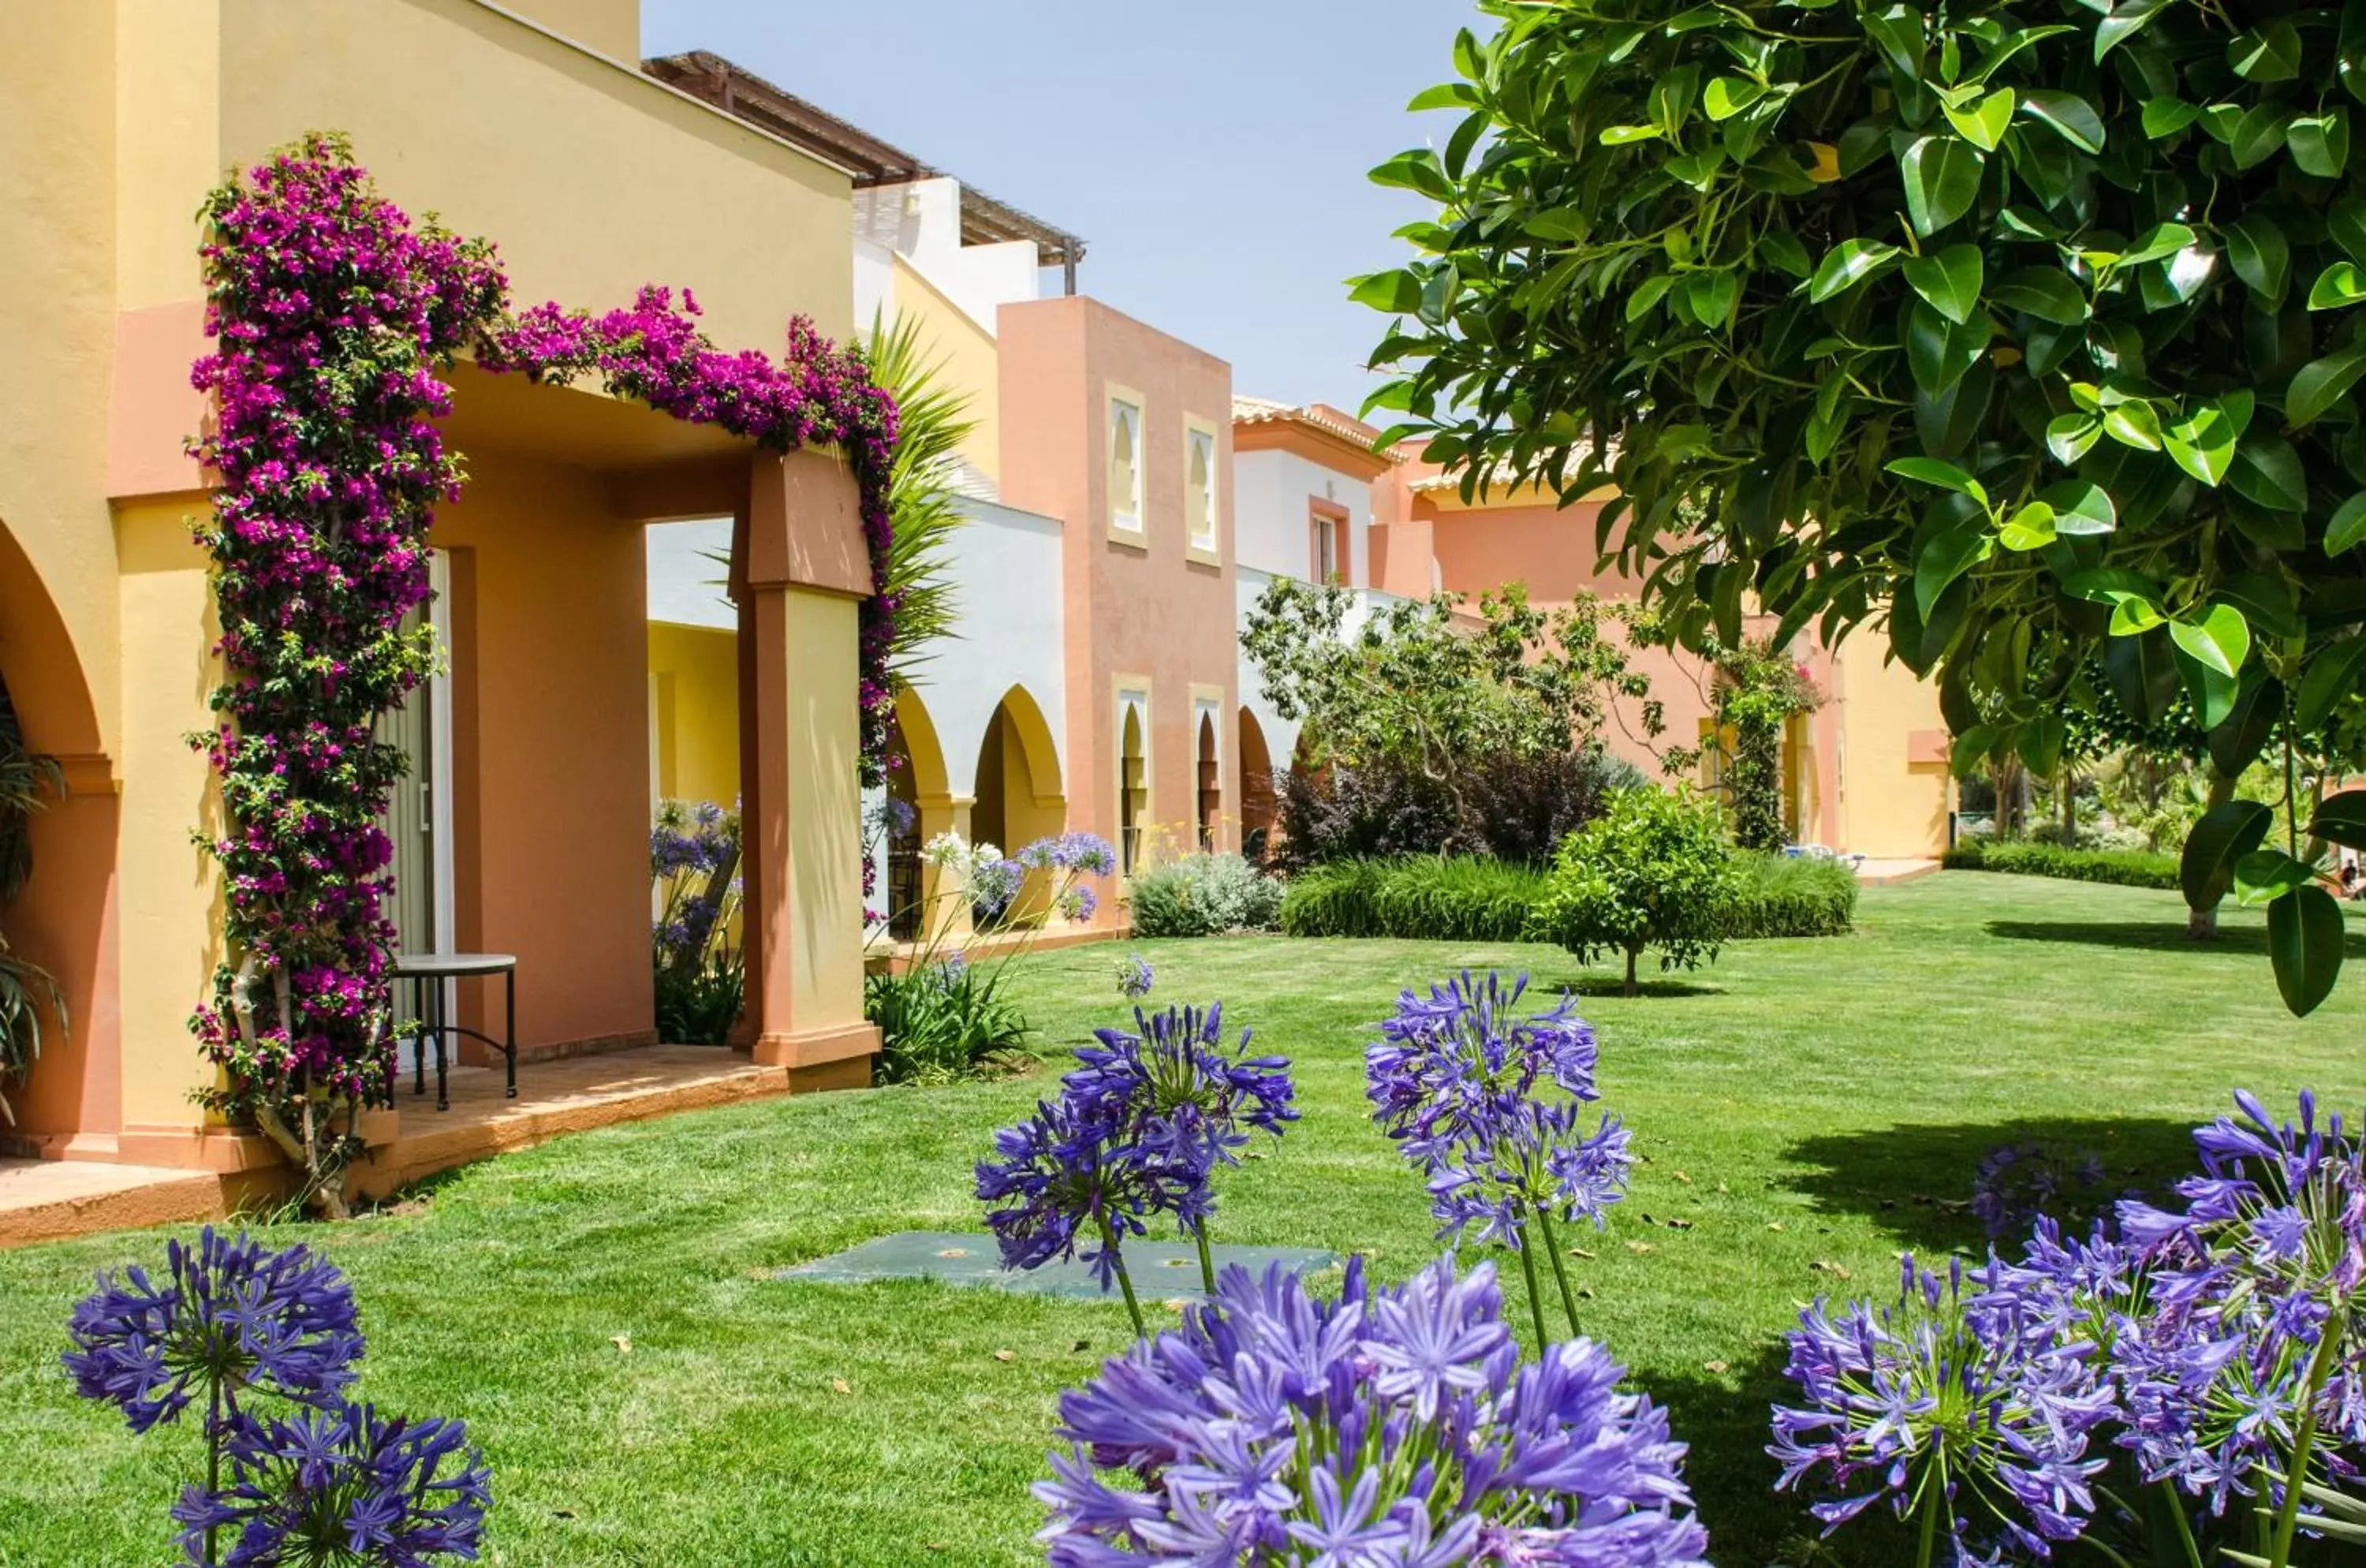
[2037,480,2116,534]
[1915,519,1993,617]
[2233,103,2290,170]
[1885,456,1987,501]
[1368,150,1454,200]
[1991,265,2089,323]
[2046,412,2103,465]
[1901,244,1983,326]
[2289,111,2353,178]
[2288,344,2366,427]
[2268,886,2345,1017]
[1998,502,2058,550]
[2141,97,2203,138]
[1946,87,2016,151]
[1625,274,1674,323]
[2230,19,2303,84]
[2181,798,2273,910]
[2308,262,2366,309]
[2019,712,2069,777]
[1704,76,1767,121]
[2095,0,2168,61]
[1349,271,1425,313]
[2334,200,2366,265]
[2114,223,2196,270]
[2103,400,2165,451]
[2232,435,2308,512]
[1759,230,1813,278]
[1406,82,1481,112]
[1684,270,1738,327]
[1949,723,1998,777]
[1599,124,1665,145]
[2017,89,2105,153]
[1905,301,1984,395]
[1898,135,1983,236]
[2308,788,2366,850]
[2225,215,2290,306]
[2163,398,2243,486]
[2297,636,2366,729]
[2168,603,2251,678]
[1807,238,1901,301]
[2328,492,2366,554]
[2237,848,2320,905]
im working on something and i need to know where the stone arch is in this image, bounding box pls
[883,687,952,942]
[0,517,116,1141]
[972,684,1069,926]
[1237,707,1277,861]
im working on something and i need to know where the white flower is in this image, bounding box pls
[923,830,968,868]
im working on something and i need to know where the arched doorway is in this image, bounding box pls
[1118,700,1149,877]
[883,689,950,942]
[970,685,1067,925]
[0,518,114,1142]
[1195,709,1220,853]
[1237,707,1277,863]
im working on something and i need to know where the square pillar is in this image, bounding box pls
[912,792,974,948]
[733,450,881,1089]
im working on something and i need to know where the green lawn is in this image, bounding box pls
[6,872,2366,1566]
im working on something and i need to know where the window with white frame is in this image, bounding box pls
[1185,422,1218,552]
[1108,394,1144,533]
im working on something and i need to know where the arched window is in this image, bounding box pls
[1108,394,1143,533]
[1195,710,1220,852]
[1118,700,1148,875]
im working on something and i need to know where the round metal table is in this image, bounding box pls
[394,953,517,1111]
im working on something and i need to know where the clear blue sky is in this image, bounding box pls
[641,1,1459,409]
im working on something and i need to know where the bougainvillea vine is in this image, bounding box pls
[190,133,901,1211]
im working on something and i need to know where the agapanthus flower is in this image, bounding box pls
[1369,971,1600,1170]
[1065,1002,1297,1184]
[65,1228,363,1434]
[1018,831,1119,876]
[975,1093,1204,1286]
[969,856,1026,919]
[1117,954,1155,999]
[1970,1141,2112,1241]
[172,1402,491,1566]
[1428,1099,1633,1251]
[1771,1254,2117,1560]
[1038,1256,1711,1566]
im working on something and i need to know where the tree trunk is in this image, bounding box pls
[1624,946,1640,997]
[2187,766,2241,941]
[2058,766,2077,845]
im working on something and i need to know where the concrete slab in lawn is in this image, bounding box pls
[774,1230,1342,1301]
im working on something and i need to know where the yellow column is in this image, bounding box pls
[113,501,245,1166]
[912,792,975,947]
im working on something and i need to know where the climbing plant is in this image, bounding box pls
[1358,0,2366,1011]
[191,134,902,1210]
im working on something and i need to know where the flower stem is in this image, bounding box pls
[1914,1448,1946,1568]
[1534,1208,1584,1338]
[1099,1219,1148,1339]
[1513,1221,1552,1352]
[2159,1478,2204,1568]
[1192,1222,1217,1297]
[2267,1309,2345,1567]
[206,1379,222,1568]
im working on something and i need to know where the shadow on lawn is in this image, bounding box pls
[1523,969,1726,1000]
[1779,1114,2200,1253]
[1985,918,2366,958]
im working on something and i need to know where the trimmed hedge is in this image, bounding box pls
[1278,851,1854,943]
[1726,853,1857,939]
[1127,853,1285,938]
[1942,838,2181,890]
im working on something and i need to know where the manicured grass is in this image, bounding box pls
[5,873,2366,1565]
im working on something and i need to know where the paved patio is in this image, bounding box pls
[0,1043,793,1249]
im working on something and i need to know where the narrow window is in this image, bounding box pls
[1109,396,1144,532]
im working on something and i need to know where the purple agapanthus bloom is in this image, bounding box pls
[970,857,1027,919]
[1772,1253,2117,1560]
[1037,1255,1711,1566]
[975,1094,1204,1286]
[1428,1099,1633,1251]
[1970,1141,2112,1241]
[65,1228,364,1434]
[1369,971,1600,1169]
[1019,831,1119,876]
[172,1402,491,1566]
[1117,954,1155,1000]
[1067,1002,1297,1173]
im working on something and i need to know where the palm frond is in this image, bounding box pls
[0,684,63,905]
[862,310,978,686]
[0,934,64,1126]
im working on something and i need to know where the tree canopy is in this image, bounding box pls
[1360,0,2366,1009]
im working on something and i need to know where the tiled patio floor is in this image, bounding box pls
[0,1043,790,1249]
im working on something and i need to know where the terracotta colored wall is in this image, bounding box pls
[998,297,1239,886]
[1419,494,1621,604]
[438,452,655,1055]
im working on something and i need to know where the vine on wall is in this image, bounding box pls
[190,134,900,1211]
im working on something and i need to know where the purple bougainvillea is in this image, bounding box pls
[189,134,902,1204]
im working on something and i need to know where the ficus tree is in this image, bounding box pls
[1359,0,2366,1011]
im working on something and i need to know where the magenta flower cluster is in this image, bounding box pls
[188,135,902,1182]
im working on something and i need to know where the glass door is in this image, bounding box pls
[376,553,455,1078]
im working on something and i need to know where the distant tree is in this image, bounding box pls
[1532,785,1741,996]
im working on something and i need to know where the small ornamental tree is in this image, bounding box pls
[1532,786,1741,995]
[1360,1,2366,1010]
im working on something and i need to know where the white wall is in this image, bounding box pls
[1233,446,1371,586]
[905,496,1069,794]
[644,518,735,629]
[853,177,1040,334]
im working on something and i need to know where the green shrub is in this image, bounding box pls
[1278,859,1386,939]
[1369,857,1547,944]
[1942,838,2181,891]
[866,958,1028,1084]
[1127,853,1284,939]
[1726,854,1858,939]
[1531,786,1743,995]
